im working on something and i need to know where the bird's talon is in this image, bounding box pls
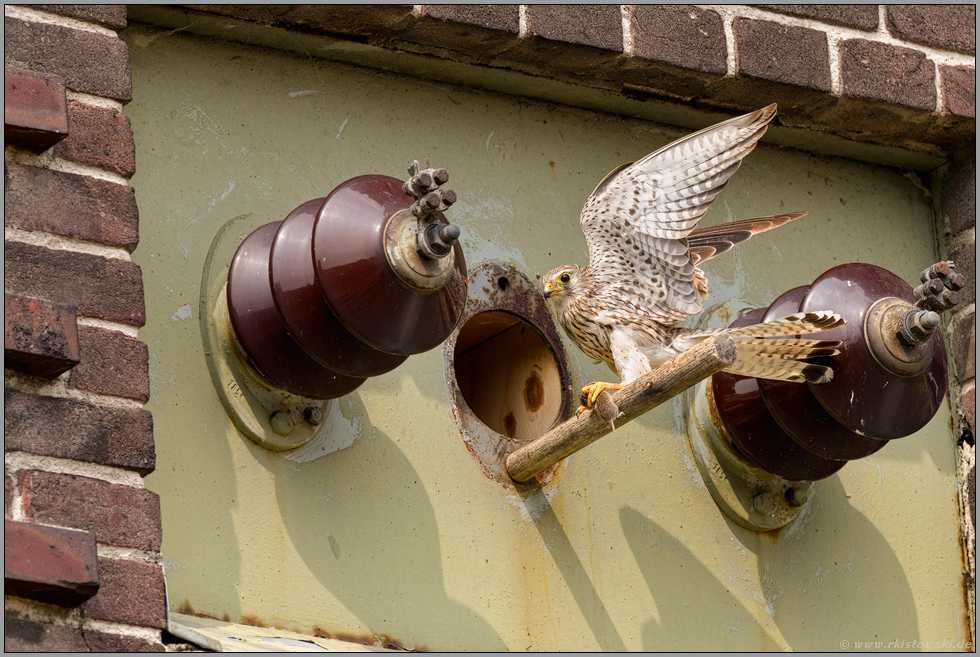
[580,382,622,408]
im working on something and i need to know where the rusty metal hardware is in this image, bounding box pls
[403,160,461,260]
[447,263,574,491]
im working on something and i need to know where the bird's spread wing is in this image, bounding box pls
[581,104,777,323]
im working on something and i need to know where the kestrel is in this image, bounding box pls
[542,104,844,409]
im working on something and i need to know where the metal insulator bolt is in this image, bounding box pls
[303,406,325,426]
[785,487,808,507]
[270,410,295,436]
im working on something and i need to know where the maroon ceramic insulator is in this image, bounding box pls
[711,308,847,481]
[800,263,948,440]
[312,175,468,356]
[269,198,408,378]
[226,222,366,400]
[757,286,887,462]
[711,261,951,481]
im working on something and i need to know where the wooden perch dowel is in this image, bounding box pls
[505,334,738,483]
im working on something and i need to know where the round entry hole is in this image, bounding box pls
[453,311,562,441]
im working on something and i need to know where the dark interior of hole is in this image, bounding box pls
[497,277,509,291]
[454,311,563,441]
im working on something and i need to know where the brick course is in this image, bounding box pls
[19,470,162,552]
[53,100,137,177]
[4,293,80,379]
[4,614,165,652]
[4,388,156,475]
[4,67,69,151]
[4,15,132,102]
[734,18,832,92]
[32,4,128,31]
[886,5,976,55]
[3,519,100,606]
[630,5,727,76]
[941,65,976,119]
[758,5,880,31]
[408,5,520,58]
[4,164,140,250]
[840,39,937,111]
[525,4,622,52]
[80,557,167,629]
[4,241,146,326]
[68,325,150,403]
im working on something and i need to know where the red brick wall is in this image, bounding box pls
[4,5,166,652]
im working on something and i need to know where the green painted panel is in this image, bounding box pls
[123,22,968,652]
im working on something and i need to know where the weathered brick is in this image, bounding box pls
[496,5,624,84]
[950,242,976,307]
[944,158,976,236]
[631,6,726,76]
[33,4,128,31]
[840,39,936,110]
[961,386,975,436]
[422,4,518,33]
[4,293,80,379]
[4,164,139,250]
[758,5,879,31]
[19,470,161,552]
[4,614,165,652]
[4,519,100,606]
[4,472,14,519]
[3,15,132,102]
[950,311,976,383]
[940,65,976,119]
[405,5,520,57]
[52,100,136,177]
[67,325,149,403]
[81,557,167,629]
[5,388,155,474]
[526,5,623,52]
[4,66,69,151]
[734,18,831,92]
[887,5,975,55]
[967,461,976,532]
[4,241,145,327]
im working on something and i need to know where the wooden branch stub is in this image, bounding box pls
[505,334,737,483]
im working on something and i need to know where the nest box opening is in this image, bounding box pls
[453,310,563,442]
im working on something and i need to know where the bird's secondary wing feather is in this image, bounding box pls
[581,104,777,323]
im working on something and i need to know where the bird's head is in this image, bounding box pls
[543,265,586,307]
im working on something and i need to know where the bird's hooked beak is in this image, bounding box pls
[543,283,557,299]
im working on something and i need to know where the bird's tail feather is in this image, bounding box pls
[722,311,845,384]
[726,310,845,338]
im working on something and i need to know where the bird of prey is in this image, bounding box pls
[542,104,844,410]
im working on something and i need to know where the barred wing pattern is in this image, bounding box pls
[581,104,777,325]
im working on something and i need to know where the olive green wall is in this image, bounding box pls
[123,22,968,651]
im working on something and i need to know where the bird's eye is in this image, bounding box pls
[558,273,571,285]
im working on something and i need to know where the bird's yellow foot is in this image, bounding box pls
[579,381,623,409]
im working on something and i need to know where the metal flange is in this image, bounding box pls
[200,214,332,451]
[686,380,811,532]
